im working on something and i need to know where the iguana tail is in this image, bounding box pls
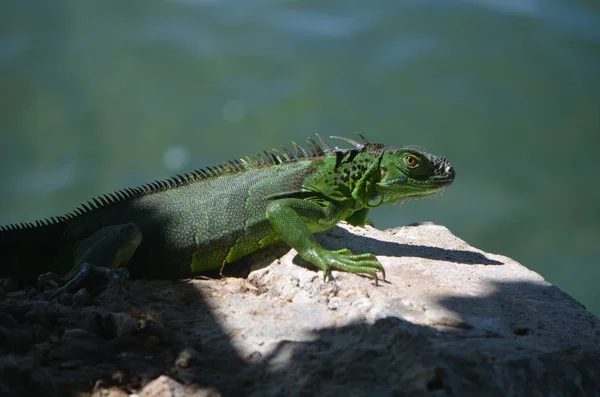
[0,221,71,281]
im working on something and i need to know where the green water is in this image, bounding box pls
[1,1,599,315]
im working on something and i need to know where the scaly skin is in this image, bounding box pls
[0,135,455,296]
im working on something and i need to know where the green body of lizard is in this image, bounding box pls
[0,135,455,296]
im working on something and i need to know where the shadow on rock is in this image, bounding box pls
[317,226,503,265]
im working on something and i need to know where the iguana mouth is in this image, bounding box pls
[433,178,455,185]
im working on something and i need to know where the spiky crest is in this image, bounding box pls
[329,133,386,151]
[0,135,384,232]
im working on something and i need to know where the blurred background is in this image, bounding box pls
[1,1,598,314]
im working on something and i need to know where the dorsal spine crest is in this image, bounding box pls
[0,135,385,232]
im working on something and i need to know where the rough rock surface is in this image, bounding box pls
[1,223,599,396]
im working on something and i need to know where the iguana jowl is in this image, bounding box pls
[0,135,455,296]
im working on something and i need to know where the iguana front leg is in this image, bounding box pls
[265,198,385,284]
[345,208,373,227]
[38,223,142,299]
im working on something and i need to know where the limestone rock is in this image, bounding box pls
[198,223,600,396]
[1,223,598,396]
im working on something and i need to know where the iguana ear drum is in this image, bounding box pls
[368,193,383,207]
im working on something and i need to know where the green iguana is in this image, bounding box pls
[0,135,454,298]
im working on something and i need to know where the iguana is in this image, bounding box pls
[0,135,455,298]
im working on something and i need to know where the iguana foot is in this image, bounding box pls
[45,263,129,300]
[315,248,385,285]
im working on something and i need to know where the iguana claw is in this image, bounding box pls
[316,248,385,286]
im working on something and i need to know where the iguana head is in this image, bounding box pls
[300,135,455,209]
[360,145,455,207]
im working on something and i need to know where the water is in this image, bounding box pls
[1,0,599,314]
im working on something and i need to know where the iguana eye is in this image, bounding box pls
[404,155,420,168]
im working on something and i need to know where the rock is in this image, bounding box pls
[139,376,184,397]
[139,375,220,397]
[196,223,600,396]
[175,347,200,368]
[57,291,74,306]
[85,312,138,339]
[1,223,598,396]
[91,386,129,397]
[110,312,138,337]
[73,288,92,306]
[0,312,18,328]
[62,328,97,339]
